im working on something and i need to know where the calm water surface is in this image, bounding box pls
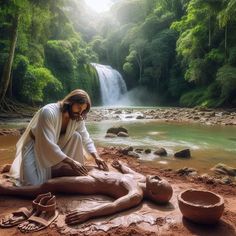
[0,119,235,173]
[87,120,236,173]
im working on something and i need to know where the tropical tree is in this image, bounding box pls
[218,0,236,58]
[0,0,30,107]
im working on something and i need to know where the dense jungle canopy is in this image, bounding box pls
[0,0,236,111]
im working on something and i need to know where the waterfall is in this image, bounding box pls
[91,63,127,106]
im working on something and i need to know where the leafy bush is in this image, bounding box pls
[45,40,75,72]
[179,79,231,108]
[206,49,224,65]
[12,55,29,99]
[21,66,62,104]
[180,88,205,107]
[185,59,206,84]
[75,64,100,105]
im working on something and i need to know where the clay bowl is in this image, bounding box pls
[178,189,224,224]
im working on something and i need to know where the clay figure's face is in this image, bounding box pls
[69,103,87,121]
[146,175,173,204]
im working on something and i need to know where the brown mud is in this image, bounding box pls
[0,147,235,236]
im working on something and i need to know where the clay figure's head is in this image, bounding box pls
[146,175,173,204]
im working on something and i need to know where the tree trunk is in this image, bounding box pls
[224,24,228,61]
[7,72,13,97]
[208,16,211,48]
[0,14,19,104]
[136,53,142,82]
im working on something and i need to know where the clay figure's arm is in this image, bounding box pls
[65,187,143,225]
[112,160,146,182]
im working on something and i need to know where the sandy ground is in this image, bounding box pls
[0,147,236,236]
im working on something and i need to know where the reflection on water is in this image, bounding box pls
[0,120,235,173]
[0,135,19,165]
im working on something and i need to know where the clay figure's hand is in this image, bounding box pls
[111,160,122,170]
[65,210,90,225]
[95,156,109,171]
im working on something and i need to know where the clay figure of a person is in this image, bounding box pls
[9,89,108,186]
[0,160,173,229]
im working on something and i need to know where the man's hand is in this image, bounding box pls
[64,158,88,176]
[71,160,88,176]
[94,156,108,171]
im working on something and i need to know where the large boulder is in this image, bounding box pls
[144,149,151,154]
[174,149,191,158]
[106,126,128,135]
[154,148,167,156]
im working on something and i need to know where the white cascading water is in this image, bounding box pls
[91,63,127,106]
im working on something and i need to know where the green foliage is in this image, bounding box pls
[13,54,29,76]
[45,40,75,93]
[123,62,134,74]
[90,36,106,63]
[46,40,75,71]
[28,4,51,44]
[1,0,236,108]
[218,0,236,28]
[12,55,29,98]
[45,38,97,96]
[26,43,44,66]
[75,64,100,105]
[142,12,175,40]
[168,63,190,98]
[216,64,236,105]
[179,88,208,107]
[185,59,206,83]
[0,53,8,73]
[21,66,62,104]
[205,48,224,65]
[179,80,230,108]
[228,47,236,66]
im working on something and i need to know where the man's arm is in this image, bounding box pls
[65,183,143,225]
[78,121,108,171]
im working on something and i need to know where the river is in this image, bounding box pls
[1,118,235,174]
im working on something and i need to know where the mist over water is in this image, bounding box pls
[115,86,160,106]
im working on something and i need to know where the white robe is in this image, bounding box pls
[9,103,96,185]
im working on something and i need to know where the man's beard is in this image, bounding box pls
[68,105,83,121]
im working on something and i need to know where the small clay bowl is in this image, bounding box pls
[178,189,224,224]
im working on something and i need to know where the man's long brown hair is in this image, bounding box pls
[59,89,91,119]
